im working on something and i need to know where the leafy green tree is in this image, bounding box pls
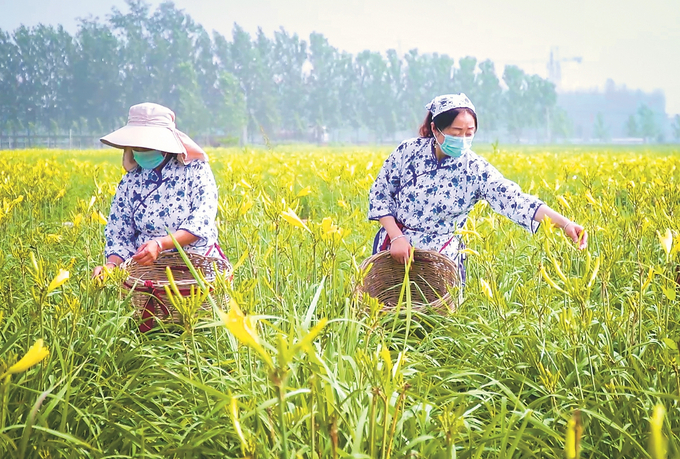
[592,112,609,142]
[175,62,207,137]
[502,65,527,141]
[72,18,124,131]
[306,33,341,130]
[672,115,680,142]
[475,60,502,134]
[636,104,658,142]
[402,50,455,131]
[335,51,361,130]
[524,74,557,140]
[401,49,429,129]
[550,107,573,140]
[194,27,221,134]
[108,0,156,109]
[0,0,567,144]
[625,114,639,137]
[384,49,403,133]
[455,56,477,101]
[0,29,20,128]
[272,29,307,134]
[217,71,247,141]
[355,50,392,140]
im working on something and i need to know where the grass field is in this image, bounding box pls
[1,144,679,458]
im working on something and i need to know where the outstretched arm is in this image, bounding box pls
[534,204,587,250]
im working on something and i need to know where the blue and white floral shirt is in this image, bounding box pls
[368,137,543,259]
[105,156,220,261]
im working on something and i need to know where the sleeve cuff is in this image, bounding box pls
[368,213,394,222]
[105,251,132,262]
[177,227,206,241]
[529,202,544,234]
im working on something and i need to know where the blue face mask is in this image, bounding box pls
[133,150,165,169]
[436,129,474,158]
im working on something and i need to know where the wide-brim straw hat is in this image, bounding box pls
[101,102,208,171]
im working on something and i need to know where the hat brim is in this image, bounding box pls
[100,125,185,154]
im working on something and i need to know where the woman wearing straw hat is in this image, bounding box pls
[368,93,587,278]
[93,102,223,277]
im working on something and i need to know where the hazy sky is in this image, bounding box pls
[1,0,679,115]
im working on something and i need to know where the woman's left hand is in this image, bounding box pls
[564,222,588,250]
[132,240,162,265]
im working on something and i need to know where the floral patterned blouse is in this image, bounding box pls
[105,156,220,261]
[368,137,544,261]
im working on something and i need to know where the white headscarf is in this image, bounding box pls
[425,93,476,118]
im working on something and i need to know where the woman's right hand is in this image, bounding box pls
[390,237,412,264]
[92,262,116,278]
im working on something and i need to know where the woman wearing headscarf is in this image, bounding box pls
[368,93,586,281]
[93,102,223,277]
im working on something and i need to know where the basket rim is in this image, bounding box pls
[120,251,232,287]
[354,248,460,312]
[358,248,459,270]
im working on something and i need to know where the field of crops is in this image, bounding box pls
[1,144,679,458]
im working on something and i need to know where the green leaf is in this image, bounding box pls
[662,286,677,301]
[663,338,678,351]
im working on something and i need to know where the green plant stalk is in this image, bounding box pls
[19,387,51,459]
[310,375,316,459]
[402,259,413,354]
[166,231,222,315]
[0,374,10,431]
[369,389,378,459]
[191,335,211,409]
[385,384,408,459]
[390,258,411,339]
[275,226,280,295]
[276,374,290,459]
[380,395,389,459]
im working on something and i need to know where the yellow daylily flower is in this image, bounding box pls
[321,217,334,234]
[6,339,49,375]
[218,300,273,368]
[540,265,566,293]
[649,404,667,459]
[47,269,69,293]
[480,278,493,299]
[230,397,249,455]
[296,186,312,197]
[321,217,342,235]
[585,191,598,206]
[658,229,673,257]
[458,248,480,256]
[92,210,107,225]
[281,207,311,233]
[557,195,571,210]
[238,196,254,216]
[564,411,582,459]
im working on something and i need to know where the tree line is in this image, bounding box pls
[0,0,562,144]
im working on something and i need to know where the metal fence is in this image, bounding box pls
[0,134,104,150]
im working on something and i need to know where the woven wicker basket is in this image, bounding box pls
[121,251,233,331]
[355,249,460,313]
